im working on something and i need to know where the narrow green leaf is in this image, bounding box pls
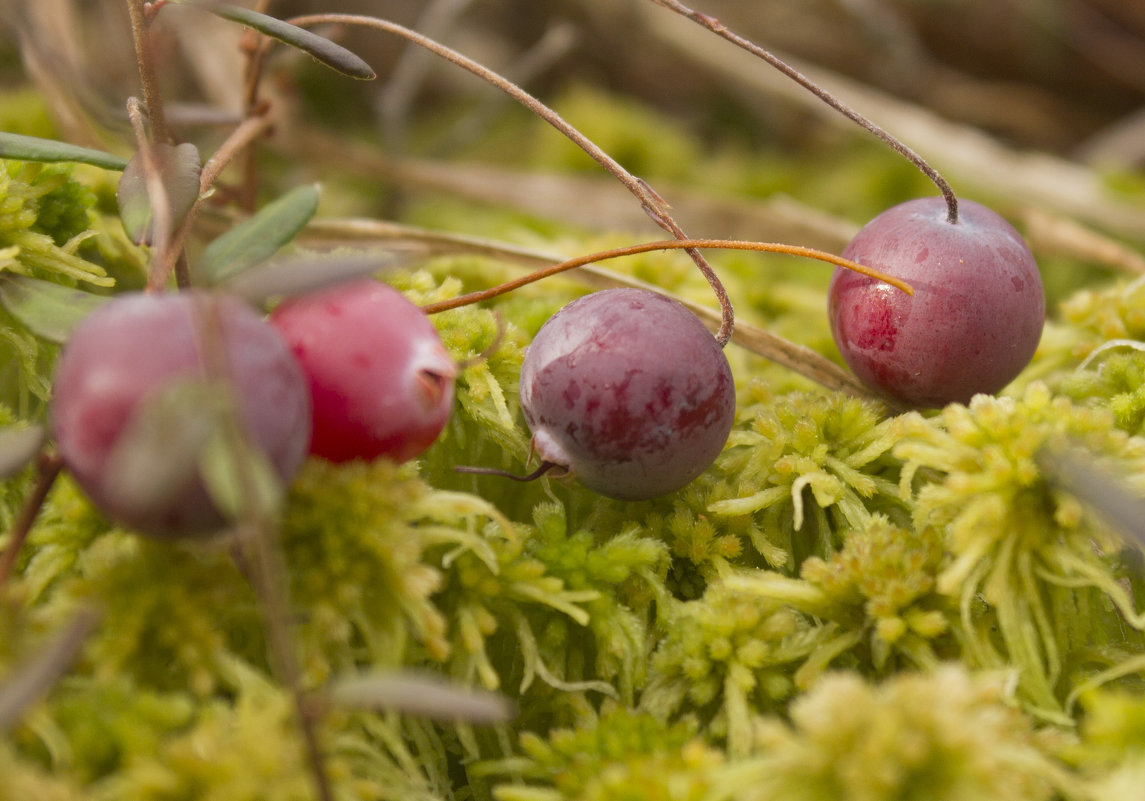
[0,275,113,344]
[0,608,101,734]
[0,132,128,171]
[199,431,285,524]
[1037,442,1145,549]
[172,0,375,80]
[200,184,321,285]
[327,671,515,723]
[224,252,401,303]
[117,142,202,246]
[0,425,45,480]
[102,379,226,522]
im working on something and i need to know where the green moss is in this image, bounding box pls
[483,707,723,801]
[640,579,830,757]
[800,514,956,672]
[896,383,1145,721]
[741,666,1075,801]
[706,382,905,571]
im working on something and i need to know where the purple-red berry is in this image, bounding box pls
[519,288,736,500]
[269,279,456,464]
[51,291,312,537]
[828,197,1044,408]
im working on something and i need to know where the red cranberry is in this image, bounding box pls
[520,288,736,500]
[269,279,456,463]
[828,197,1044,408]
[51,291,311,537]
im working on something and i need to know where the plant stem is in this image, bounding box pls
[127,0,171,144]
[286,12,736,345]
[648,0,960,224]
[421,237,912,315]
[146,111,274,290]
[192,296,333,801]
[0,453,63,594]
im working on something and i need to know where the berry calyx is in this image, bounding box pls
[269,278,457,464]
[828,197,1045,408]
[519,288,736,500]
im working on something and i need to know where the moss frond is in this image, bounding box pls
[896,383,1145,719]
[733,666,1074,801]
[483,706,723,801]
[707,382,905,570]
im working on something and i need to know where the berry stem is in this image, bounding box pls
[193,297,334,801]
[648,0,960,224]
[127,0,171,144]
[146,110,274,291]
[285,12,736,345]
[421,238,912,315]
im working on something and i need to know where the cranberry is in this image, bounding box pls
[51,291,311,537]
[269,279,456,463]
[828,197,1044,408]
[519,288,736,500]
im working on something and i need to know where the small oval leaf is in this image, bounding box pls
[172,0,375,80]
[0,275,113,344]
[327,671,514,723]
[200,184,321,285]
[225,252,402,303]
[0,132,128,171]
[0,425,45,480]
[117,142,202,246]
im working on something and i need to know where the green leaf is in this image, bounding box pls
[1037,441,1145,549]
[0,132,128,171]
[102,379,226,522]
[117,142,202,246]
[327,671,515,722]
[224,252,401,303]
[0,274,113,344]
[200,184,321,285]
[171,0,376,80]
[0,424,45,480]
[199,430,285,524]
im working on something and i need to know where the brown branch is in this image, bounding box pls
[285,12,736,346]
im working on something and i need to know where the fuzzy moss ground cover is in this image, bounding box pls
[3,26,1145,801]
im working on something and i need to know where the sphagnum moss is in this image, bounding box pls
[896,382,1145,721]
[723,665,1080,801]
[707,381,905,570]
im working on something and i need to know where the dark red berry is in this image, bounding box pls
[828,197,1044,408]
[519,288,736,500]
[51,291,311,537]
[269,279,456,464]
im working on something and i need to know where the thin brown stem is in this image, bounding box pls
[127,0,171,143]
[147,111,274,291]
[648,0,959,224]
[0,453,63,593]
[286,12,735,345]
[421,238,911,315]
[128,97,176,289]
[192,297,333,801]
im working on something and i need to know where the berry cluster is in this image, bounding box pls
[50,279,455,538]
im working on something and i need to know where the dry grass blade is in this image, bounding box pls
[327,671,514,723]
[1022,208,1145,274]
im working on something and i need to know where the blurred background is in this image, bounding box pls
[2,0,1144,255]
